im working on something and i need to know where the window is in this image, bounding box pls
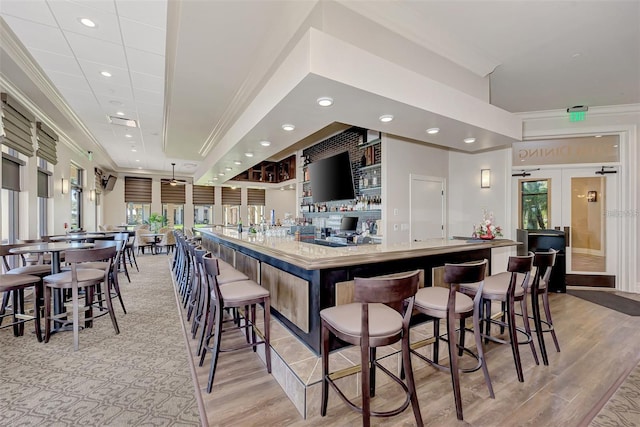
[247,188,265,226]
[126,202,150,225]
[1,149,23,243]
[519,179,550,229]
[193,185,214,228]
[222,187,241,225]
[69,164,83,230]
[37,158,51,236]
[162,203,184,230]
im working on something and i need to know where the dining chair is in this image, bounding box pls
[0,273,43,341]
[43,245,119,351]
[320,270,423,427]
[199,252,271,393]
[410,259,494,421]
[529,249,560,365]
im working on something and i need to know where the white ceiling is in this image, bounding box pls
[1,0,638,183]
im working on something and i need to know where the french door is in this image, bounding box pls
[514,166,618,286]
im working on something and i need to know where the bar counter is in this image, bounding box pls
[199,227,517,354]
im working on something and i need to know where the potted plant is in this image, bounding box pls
[148,213,167,233]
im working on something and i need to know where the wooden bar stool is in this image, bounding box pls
[410,259,493,421]
[459,254,538,383]
[530,249,560,365]
[0,274,43,341]
[320,270,423,427]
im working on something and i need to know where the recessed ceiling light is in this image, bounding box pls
[245,152,254,157]
[260,140,271,147]
[234,160,242,165]
[213,177,218,181]
[218,172,225,176]
[289,184,294,189]
[79,18,96,28]
[379,115,394,123]
[463,137,476,144]
[125,134,132,138]
[225,167,232,171]
[135,159,140,162]
[426,127,440,134]
[131,148,137,152]
[282,124,295,131]
[613,144,619,148]
[109,100,123,106]
[317,97,333,107]
[116,111,125,116]
[100,71,112,77]
[280,187,285,191]
[595,135,602,138]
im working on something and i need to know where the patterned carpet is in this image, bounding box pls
[590,361,640,427]
[0,253,200,426]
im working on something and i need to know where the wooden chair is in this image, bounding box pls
[410,260,494,421]
[460,254,538,383]
[199,253,271,393]
[529,249,560,365]
[156,229,176,254]
[43,245,119,351]
[0,273,43,341]
[320,270,423,427]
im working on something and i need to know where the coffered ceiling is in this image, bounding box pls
[1,0,638,184]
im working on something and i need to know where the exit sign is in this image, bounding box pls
[569,111,586,122]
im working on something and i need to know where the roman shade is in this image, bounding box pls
[35,122,58,165]
[247,188,265,205]
[2,154,22,191]
[221,187,241,205]
[1,93,35,157]
[161,182,186,204]
[124,176,152,203]
[37,167,51,198]
[193,185,215,205]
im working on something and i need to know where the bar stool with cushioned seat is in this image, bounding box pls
[410,259,494,421]
[0,274,43,341]
[459,254,538,383]
[43,245,119,351]
[199,253,270,393]
[320,270,423,427]
[529,249,560,365]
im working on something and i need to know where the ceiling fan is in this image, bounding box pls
[162,163,188,186]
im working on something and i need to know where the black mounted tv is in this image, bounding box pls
[308,151,356,203]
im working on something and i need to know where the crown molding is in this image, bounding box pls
[0,20,118,170]
[515,104,640,121]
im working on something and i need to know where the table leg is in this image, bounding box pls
[50,252,66,320]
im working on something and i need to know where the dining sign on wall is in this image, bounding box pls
[512,135,619,166]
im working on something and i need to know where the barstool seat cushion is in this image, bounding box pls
[43,269,105,287]
[320,303,402,339]
[62,261,110,271]
[462,273,525,298]
[414,287,474,315]
[0,273,41,291]
[7,264,52,276]
[218,279,269,303]
[217,268,249,285]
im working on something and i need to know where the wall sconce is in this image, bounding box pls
[480,169,491,188]
[89,189,96,201]
[61,178,69,194]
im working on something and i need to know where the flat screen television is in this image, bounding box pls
[308,151,356,203]
[340,216,358,233]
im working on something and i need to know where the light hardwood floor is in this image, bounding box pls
[178,288,640,427]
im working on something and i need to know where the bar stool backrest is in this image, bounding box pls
[506,254,534,293]
[532,249,557,290]
[444,259,488,306]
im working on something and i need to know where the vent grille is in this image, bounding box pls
[107,115,138,128]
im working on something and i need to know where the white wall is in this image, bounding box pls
[448,148,512,239]
[265,188,296,224]
[382,134,449,244]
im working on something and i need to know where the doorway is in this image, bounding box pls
[410,175,445,241]
[514,167,618,287]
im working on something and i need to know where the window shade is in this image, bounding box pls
[221,187,241,205]
[2,156,21,191]
[1,93,34,157]
[37,168,50,198]
[36,122,58,165]
[193,185,215,205]
[247,188,265,205]
[124,176,152,203]
[161,182,186,204]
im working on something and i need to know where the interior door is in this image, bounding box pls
[561,168,617,279]
[410,175,445,241]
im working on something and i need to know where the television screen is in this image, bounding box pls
[340,216,358,233]
[308,151,356,203]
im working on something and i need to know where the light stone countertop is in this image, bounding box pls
[199,228,518,270]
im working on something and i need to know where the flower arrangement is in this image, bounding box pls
[472,210,503,240]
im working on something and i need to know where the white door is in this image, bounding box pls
[410,175,445,241]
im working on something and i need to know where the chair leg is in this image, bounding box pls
[543,291,561,352]
[264,297,271,373]
[206,304,224,393]
[433,319,440,362]
[129,247,139,272]
[251,304,257,350]
[0,290,10,326]
[447,313,463,420]
[104,282,120,334]
[507,298,524,382]
[369,347,376,397]
[199,303,216,366]
[34,284,42,342]
[532,290,549,366]
[520,297,539,365]
[473,308,494,399]
[12,290,21,337]
[111,272,127,314]
[361,339,371,427]
[458,318,465,357]
[321,322,330,417]
[401,328,424,427]
[72,284,80,351]
[44,286,52,343]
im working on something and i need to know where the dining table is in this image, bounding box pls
[9,242,94,319]
[140,233,164,254]
[49,233,112,242]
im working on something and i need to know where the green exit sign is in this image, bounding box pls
[569,111,586,122]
